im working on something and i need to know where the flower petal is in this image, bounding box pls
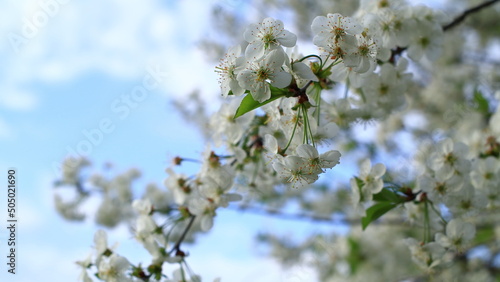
[271,71,292,88]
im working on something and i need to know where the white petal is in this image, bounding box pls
[251,83,271,102]
[94,230,108,255]
[229,79,245,96]
[435,233,450,247]
[272,161,287,175]
[284,156,307,170]
[243,24,259,43]
[296,144,318,159]
[439,138,454,154]
[264,134,278,153]
[359,159,372,176]
[355,57,371,73]
[312,34,330,48]
[320,150,341,168]
[277,30,297,47]
[200,215,214,231]
[343,54,360,68]
[271,71,292,88]
[109,254,130,271]
[237,70,255,89]
[372,163,386,178]
[262,17,281,29]
[227,45,241,57]
[265,49,285,70]
[245,42,265,59]
[323,122,339,138]
[293,62,318,81]
[311,16,328,34]
[377,47,391,61]
[345,18,363,34]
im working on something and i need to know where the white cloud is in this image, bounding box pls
[1,0,220,99]
[0,90,38,111]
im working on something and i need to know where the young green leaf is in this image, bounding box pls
[372,188,403,203]
[473,89,489,114]
[233,86,291,119]
[346,237,362,274]
[473,225,494,245]
[361,202,398,230]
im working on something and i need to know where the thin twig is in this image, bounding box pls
[443,0,500,31]
[169,215,196,255]
[390,0,500,61]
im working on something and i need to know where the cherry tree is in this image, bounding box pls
[54,0,500,281]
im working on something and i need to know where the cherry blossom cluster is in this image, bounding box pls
[51,0,500,280]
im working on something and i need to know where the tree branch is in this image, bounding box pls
[443,0,500,31]
[390,0,500,61]
[169,215,196,255]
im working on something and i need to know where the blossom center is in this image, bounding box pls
[256,67,272,82]
[262,32,277,49]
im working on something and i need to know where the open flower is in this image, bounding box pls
[237,49,291,102]
[98,254,133,282]
[358,159,386,194]
[311,13,362,56]
[435,219,475,251]
[215,45,245,97]
[244,17,297,59]
[273,155,319,188]
[295,144,341,173]
[428,138,470,181]
[405,238,447,271]
[343,34,378,73]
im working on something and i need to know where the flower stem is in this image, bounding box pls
[283,110,300,153]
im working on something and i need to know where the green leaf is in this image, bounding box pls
[361,202,398,230]
[233,86,290,119]
[228,90,250,96]
[372,188,403,203]
[353,177,364,189]
[473,89,489,114]
[346,237,362,274]
[474,225,494,245]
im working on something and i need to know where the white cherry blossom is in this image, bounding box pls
[244,17,297,59]
[273,155,319,188]
[358,159,386,194]
[435,219,476,251]
[215,45,245,97]
[98,254,133,282]
[311,14,363,49]
[237,49,292,102]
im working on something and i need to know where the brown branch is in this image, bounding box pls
[389,0,500,61]
[443,0,500,31]
[168,215,196,255]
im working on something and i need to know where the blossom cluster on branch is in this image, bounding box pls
[53,0,500,281]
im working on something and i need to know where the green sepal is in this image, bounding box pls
[147,263,163,281]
